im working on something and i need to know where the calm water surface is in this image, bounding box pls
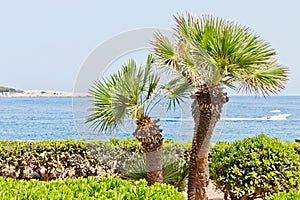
[0,96,299,142]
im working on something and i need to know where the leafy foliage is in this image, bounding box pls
[85,140,136,176]
[0,140,106,181]
[209,134,300,200]
[267,190,300,200]
[0,176,185,200]
[109,137,143,153]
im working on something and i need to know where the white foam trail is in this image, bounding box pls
[225,114,291,121]
[160,118,192,121]
[224,117,266,121]
[161,113,292,122]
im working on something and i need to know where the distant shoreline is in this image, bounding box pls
[0,90,88,98]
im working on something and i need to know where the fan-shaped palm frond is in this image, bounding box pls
[153,14,288,95]
[87,55,193,133]
[87,56,160,133]
[87,76,122,133]
[161,77,193,110]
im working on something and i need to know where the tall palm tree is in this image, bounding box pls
[87,55,190,185]
[152,14,288,200]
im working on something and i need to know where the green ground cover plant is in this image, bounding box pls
[0,176,185,200]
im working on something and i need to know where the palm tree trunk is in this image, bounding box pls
[187,84,228,200]
[134,117,163,185]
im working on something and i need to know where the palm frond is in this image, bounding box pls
[87,79,121,133]
[87,57,163,133]
[174,14,196,43]
[152,33,178,70]
[152,14,288,95]
[235,62,288,95]
[161,77,193,110]
[146,54,154,67]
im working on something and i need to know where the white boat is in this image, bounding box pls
[270,109,281,113]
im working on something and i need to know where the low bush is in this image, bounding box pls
[209,134,300,200]
[85,141,135,176]
[0,176,185,200]
[108,137,191,153]
[267,190,300,200]
[293,141,300,155]
[109,137,143,153]
[0,140,105,181]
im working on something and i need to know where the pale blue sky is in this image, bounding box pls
[0,0,299,95]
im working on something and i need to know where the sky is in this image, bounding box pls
[0,0,299,95]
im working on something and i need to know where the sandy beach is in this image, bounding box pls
[0,90,88,98]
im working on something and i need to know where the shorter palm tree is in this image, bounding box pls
[87,55,191,185]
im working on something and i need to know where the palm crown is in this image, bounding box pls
[152,14,288,95]
[86,55,191,133]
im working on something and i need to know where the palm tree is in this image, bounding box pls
[86,55,190,185]
[152,14,288,200]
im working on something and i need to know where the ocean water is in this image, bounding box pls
[0,96,299,142]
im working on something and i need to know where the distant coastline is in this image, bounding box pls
[0,90,88,98]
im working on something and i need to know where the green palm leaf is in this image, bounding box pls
[152,14,288,95]
[161,77,193,110]
[87,55,187,133]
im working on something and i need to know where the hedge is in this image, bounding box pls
[0,140,106,181]
[0,176,185,200]
[0,138,191,184]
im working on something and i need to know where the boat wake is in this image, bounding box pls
[225,114,291,121]
[160,118,192,122]
[160,110,292,122]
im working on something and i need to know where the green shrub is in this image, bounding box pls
[0,176,185,200]
[85,141,135,176]
[209,134,300,200]
[109,137,143,153]
[267,190,300,200]
[0,140,105,181]
[293,141,300,155]
[109,137,191,153]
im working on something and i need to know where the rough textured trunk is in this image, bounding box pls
[187,84,228,200]
[134,117,163,185]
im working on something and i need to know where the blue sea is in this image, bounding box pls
[0,96,299,142]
